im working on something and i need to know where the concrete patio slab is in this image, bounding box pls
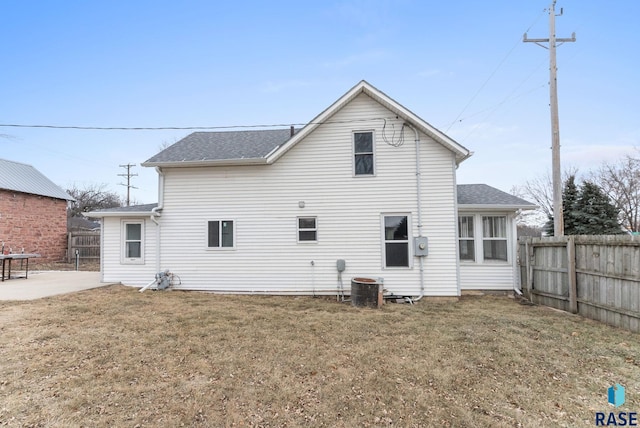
[0,271,112,300]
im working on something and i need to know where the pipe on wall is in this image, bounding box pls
[405,123,425,301]
[150,167,165,274]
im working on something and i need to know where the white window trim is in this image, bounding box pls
[121,219,145,265]
[458,213,511,264]
[297,216,318,243]
[352,130,376,177]
[481,215,509,263]
[206,219,236,250]
[381,213,413,269]
[458,215,476,263]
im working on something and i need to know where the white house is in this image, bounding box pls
[87,81,535,297]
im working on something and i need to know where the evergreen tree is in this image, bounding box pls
[572,181,623,235]
[545,175,579,235]
[546,177,623,235]
[563,175,580,234]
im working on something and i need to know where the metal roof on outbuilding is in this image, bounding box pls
[0,158,74,201]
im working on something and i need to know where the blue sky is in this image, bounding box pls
[1,0,638,204]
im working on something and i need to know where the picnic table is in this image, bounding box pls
[0,253,40,281]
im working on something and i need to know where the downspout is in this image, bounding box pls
[150,167,164,273]
[405,123,425,301]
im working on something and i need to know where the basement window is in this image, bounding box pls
[207,220,235,249]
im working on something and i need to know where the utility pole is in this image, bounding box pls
[118,163,138,207]
[524,1,575,236]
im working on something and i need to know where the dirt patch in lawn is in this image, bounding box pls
[0,286,638,427]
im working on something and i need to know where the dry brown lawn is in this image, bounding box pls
[0,285,638,427]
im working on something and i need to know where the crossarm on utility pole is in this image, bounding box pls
[523,1,576,237]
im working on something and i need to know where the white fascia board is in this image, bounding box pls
[266,80,472,165]
[141,158,268,168]
[83,211,154,218]
[361,86,471,163]
[266,83,363,164]
[458,204,539,212]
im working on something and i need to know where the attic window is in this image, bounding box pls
[354,131,374,176]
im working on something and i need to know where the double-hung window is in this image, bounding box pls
[458,216,475,261]
[354,131,374,176]
[207,220,235,249]
[482,216,507,261]
[122,220,144,264]
[383,215,410,268]
[297,217,317,242]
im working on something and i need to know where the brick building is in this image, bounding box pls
[0,158,74,263]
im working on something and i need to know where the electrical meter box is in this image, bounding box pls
[414,237,429,257]
[336,259,346,272]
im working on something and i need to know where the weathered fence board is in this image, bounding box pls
[67,231,100,263]
[519,235,640,333]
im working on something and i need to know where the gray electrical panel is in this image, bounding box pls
[336,259,346,272]
[414,237,429,257]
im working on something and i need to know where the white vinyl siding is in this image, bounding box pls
[102,217,157,285]
[100,93,460,296]
[459,212,518,291]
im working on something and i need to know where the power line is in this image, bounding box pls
[0,123,305,131]
[0,117,391,132]
[445,7,547,133]
[118,163,138,207]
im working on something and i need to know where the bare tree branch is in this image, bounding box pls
[66,183,123,217]
[591,153,640,232]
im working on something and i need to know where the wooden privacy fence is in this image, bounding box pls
[67,231,100,263]
[519,235,640,333]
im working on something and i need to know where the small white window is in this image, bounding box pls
[482,216,507,261]
[122,220,144,264]
[458,216,475,261]
[354,131,374,176]
[297,217,317,242]
[207,220,235,249]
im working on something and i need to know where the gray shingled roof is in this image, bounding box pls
[144,129,296,165]
[90,203,158,214]
[0,158,74,201]
[457,184,535,207]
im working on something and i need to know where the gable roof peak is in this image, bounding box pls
[142,81,472,168]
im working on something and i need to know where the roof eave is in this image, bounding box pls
[141,158,269,168]
[458,204,539,211]
[83,211,155,218]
